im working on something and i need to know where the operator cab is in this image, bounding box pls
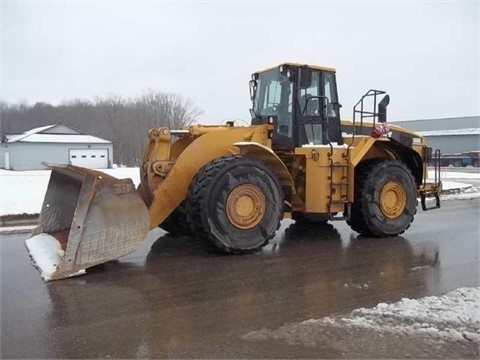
[250,63,343,150]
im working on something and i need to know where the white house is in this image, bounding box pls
[1,123,113,170]
[392,116,480,153]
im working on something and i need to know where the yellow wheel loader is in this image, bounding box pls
[26,63,442,281]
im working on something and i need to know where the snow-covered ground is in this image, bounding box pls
[0,167,478,216]
[0,167,140,216]
[244,287,480,345]
[323,287,479,343]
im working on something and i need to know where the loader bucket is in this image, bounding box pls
[25,164,150,281]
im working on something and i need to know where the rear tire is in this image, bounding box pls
[347,159,417,237]
[186,155,283,253]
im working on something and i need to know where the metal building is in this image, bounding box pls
[0,123,113,170]
[392,116,480,153]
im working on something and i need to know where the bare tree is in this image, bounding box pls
[0,90,203,166]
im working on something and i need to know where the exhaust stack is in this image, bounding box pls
[378,94,390,123]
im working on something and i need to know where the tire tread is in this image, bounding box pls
[186,155,283,254]
[347,159,416,237]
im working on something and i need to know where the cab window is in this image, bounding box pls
[323,72,338,118]
[298,72,320,116]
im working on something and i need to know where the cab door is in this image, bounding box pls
[294,70,342,147]
[322,71,342,144]
[295,70,325,147]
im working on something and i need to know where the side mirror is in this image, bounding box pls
[298,66,312,89]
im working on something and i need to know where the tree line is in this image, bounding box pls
[0,90,203,166]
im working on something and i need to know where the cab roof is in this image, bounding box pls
[256,62,336,74]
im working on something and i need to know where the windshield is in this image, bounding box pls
[251,69,293,136]
[252,69,292,117]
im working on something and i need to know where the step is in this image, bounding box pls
[331,182,349,186]
[330,200,350,204]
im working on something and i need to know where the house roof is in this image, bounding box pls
[5,123,111,144]
[391,116,480,132]
[417,128,480,137]
[6,124,57,143]
[6,134,111,144]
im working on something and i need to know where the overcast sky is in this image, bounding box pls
[2,1,479,123]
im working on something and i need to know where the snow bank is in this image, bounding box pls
[441,180,473,191]
[438,182,480,200]
[25,233,66,281]
[0,168,140,216]
[330,287,480,343]
[0,170,52,215]
[441,187,480,200]
[428,170,480,180]
[0,224,37,235]
[244,287,480,344]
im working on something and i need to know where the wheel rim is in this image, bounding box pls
[380,181,407,219]
[226,184,266,229]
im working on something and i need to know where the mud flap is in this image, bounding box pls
[25,164,150,281]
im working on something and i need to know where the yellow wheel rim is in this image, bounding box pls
[226,184,266,230]
[380,181,407,219]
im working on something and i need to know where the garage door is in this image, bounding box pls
[69,149,109,169]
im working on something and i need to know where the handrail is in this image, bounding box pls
[348,89,387,159]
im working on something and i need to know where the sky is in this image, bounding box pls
[1,1,479,123]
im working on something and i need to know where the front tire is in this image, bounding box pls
[159,205,191,235]
[186,156,283,253]
[347,159,417,237]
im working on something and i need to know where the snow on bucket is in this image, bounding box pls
[26,164,150,281]
[25,233,85,281]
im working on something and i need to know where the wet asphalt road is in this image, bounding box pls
[1,199,479,359]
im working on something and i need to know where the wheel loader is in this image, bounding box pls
[26,62,442,281]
